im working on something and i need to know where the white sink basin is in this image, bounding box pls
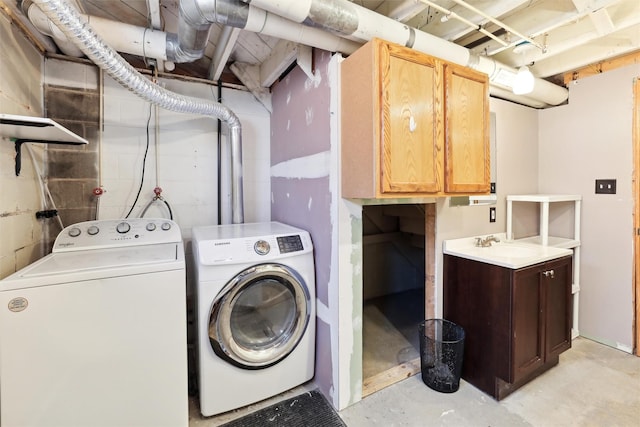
[443,234,572,269]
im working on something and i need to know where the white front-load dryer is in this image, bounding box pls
[192,222,315,416]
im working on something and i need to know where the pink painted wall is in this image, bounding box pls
[270,49,334,399]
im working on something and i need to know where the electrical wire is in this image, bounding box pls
[124,101,153,218]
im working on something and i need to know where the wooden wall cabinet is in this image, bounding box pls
[444,254,572,400]
[341,38,489,199]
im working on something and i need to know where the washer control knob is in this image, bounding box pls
[146,223,156,231]
[87,225,100,236]
[161,222,171,231]
[68,227,81,237]
[254,240,270,255]
[116,222,131,234]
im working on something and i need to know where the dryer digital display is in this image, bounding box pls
[277,235,303,253]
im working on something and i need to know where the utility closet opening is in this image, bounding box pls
[361,203,435,397]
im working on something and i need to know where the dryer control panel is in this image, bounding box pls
[53,219,182,252]
[197,233,312,265]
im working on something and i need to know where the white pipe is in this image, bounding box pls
[247,0,569,107]
[242,7,360,54]
[28,0,359,65]
[85,15,167,60]
[26,4,168,60]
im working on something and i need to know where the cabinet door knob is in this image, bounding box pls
[544,269,555,278]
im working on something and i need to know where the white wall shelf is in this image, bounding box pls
[506,194,582,339]
[0,113,87,176]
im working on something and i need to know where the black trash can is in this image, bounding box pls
[418,319,465,393]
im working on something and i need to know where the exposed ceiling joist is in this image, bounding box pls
[209,26,241,81]
[145,0,161,29]
[260,39,299,87]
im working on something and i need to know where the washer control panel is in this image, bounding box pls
[53,219,181,252]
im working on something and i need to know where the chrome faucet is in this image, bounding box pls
[475,235,500,247]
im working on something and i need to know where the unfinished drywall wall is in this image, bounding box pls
[539,64,639,352]
[0,13,46,279]
[270,49,335,404]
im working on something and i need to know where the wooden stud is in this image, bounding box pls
[362,357,421,397]
[563,51,640,86]
[633,77,640,356]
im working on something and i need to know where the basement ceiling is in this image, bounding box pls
[4,0,640,96]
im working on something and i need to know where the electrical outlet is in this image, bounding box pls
[595,179,616,194]
[489,207,496,223]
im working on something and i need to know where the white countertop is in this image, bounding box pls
[443,233,573,269]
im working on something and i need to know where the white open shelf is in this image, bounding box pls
[516,235,580,249]
[506,194,582,339]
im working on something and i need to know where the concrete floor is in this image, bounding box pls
[340,337,640,426]
[190,337,639,426]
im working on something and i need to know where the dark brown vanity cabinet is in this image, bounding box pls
[444,255,572,400]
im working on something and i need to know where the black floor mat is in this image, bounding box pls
[219,389,346,427]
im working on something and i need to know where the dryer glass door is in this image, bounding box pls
[209,263,310,369]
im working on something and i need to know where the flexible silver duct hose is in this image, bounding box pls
[32,0,244,224]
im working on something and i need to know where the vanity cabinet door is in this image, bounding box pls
[543,257,572,359]
[511,263,545,383]
[511,256,572,383]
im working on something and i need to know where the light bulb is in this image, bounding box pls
[512,66,535,95]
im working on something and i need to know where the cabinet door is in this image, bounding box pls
[511,264,545,383]
[443,63,490,193]
[543,257,572,358]
[380,43,441,194]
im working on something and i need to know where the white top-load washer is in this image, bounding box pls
[0,219,188,427]
[192,222,316,416]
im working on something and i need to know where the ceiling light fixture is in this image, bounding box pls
[512,66,535,95]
